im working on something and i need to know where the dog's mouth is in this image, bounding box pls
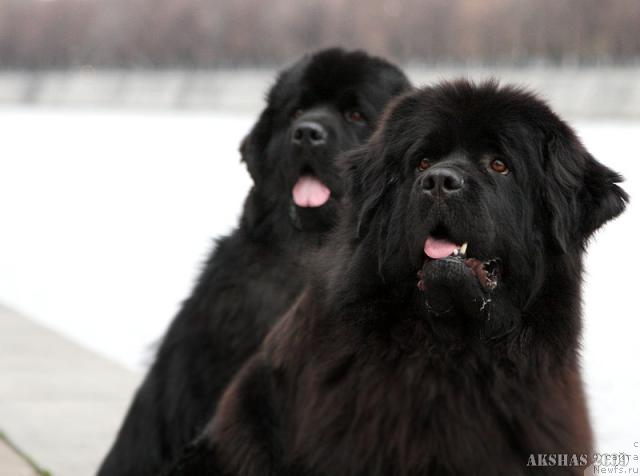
[292,173,331,208]
[424,236,468,260]
[417,236,501,292]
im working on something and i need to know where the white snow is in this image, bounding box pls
[0,108,255,370]
[0,108,638,452]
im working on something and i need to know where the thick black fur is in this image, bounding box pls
[98,48,410,476]
[169,80,628,476]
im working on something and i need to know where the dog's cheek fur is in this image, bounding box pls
[342,150,419,286]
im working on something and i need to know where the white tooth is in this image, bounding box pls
[452,248,459,256]
[460,243,468,255]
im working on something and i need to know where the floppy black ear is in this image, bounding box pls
[240,107,273,183]
[579,153,628,237]
[544,132,628,252]
[341,136,397,239]
[343,94,415,239]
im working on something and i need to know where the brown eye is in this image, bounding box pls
[490,158,509,175]
[292,109,303,119]
[418,158,430,171]
[345,110,366,124]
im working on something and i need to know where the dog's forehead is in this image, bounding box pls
[270,61,367,108]
[268,50,409,113]
[387,89,550,163]
[393,82,553,134]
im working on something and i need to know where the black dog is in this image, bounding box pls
[169,80,627,476]
[98,49,410,476]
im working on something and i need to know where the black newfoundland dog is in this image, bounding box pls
[169,80,627,476]
[98,49,410,476]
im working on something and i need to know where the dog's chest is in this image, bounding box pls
[289,349,533,475]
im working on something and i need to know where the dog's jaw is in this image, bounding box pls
[417,236,502,317]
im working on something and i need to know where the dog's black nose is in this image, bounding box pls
[422,168,464,197]
[292,122,327,147]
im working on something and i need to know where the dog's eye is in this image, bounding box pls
[292,109,304,120]
[345,110,366,124]
[417,158,431,171]
[489,159,509,175]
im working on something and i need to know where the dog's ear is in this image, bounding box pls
[240,107,273,183]
[343,95,413,239]
[341,134,397,239]
[544,130,628,252]
[579,153,628,238]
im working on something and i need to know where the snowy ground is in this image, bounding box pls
[0,108,638,454]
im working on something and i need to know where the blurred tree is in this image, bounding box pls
[0,0,638,68]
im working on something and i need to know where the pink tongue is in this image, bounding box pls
[292,176,331,208]
[424,237,459,259]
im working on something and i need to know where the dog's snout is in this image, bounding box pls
[422,167,464,197]
[292,121,328,147]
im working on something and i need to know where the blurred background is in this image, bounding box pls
[1,0,640,114]
[0,1,639,475]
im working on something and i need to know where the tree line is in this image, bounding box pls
[1,0,639,69]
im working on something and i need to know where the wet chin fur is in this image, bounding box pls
[418,257,496,316]
[289,199,338,233]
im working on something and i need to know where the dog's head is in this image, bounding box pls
[241,48,411,234]
[343,80,627,326]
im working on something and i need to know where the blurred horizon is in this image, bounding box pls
[1,0,640,70]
